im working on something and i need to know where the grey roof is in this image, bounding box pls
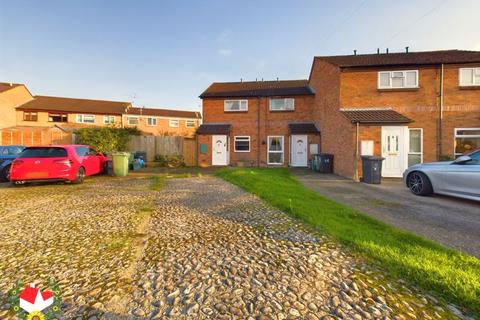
[340,108,412,124]
[200,80,315,98]
[316,50,480,68]
[196,124,231,134]
[289,122,320,134]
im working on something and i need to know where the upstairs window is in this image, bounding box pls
[48,113,68,122]
[269,98,295,111]
[103,115,115,124]
[127,116,139,125]
[224,99,248,112]
[23,111,38,121]
[169,119,179,127]
[76,114,95,123]
[459,68,480,86]
[378,70,418,89]
[147,117,157,126]
[185,120,196,128]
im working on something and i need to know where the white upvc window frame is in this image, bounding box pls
[234,136,251,152]
[103,115,115,124]
[185,120,196,128]
[269,98,295,111]
[454,127,480,157]
[224,99,248,112]
[459,67,480,86]
[267,135,284,165]
[408,128,423,167]
[127,116,139,125]
[378,70,419,89]
[169,119,179,127]
[76,114,96,124]
[147,117,157,126]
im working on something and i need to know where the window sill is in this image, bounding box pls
[23,120,38,122]
[224,110,248,113]
[459,85,480,90]
[377,87,420,92]
[234,151,250,153]
[269,110,295,112]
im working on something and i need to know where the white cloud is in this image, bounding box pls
[217,48,232,56]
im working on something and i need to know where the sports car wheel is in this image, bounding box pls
[73,167,86,184]
[407,171,433,196]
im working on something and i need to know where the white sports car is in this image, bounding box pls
[403,149,480,201]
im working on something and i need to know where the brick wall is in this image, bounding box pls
[309,60,480,179]
[124,116,199,137]
[202,95,319,166]
[309,60,356,178]
[0,86,33,129]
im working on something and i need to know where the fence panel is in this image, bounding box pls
[127,135,196,166]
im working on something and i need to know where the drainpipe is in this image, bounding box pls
[353,122,360,181]
[257,97,260,166]
[438,63,444,159]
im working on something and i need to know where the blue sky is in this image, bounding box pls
[1,0,479,111]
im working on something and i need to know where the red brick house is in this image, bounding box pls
[199,49,480,180]
[309,49,480,179]
[197,80,320,167]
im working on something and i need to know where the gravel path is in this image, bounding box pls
[0,176,469,319]
[127,177,465,320]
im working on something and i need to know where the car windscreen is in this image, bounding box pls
[19,147,68,158]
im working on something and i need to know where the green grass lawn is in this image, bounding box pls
[216,167,480,315]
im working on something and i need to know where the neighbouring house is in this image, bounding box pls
[309,49,480,179]
[199,49,480,180]
[124,107,201,137]
[0,82,34,129]
[16,95,132,129]
[0,83,201,146]
[197,80,319,167]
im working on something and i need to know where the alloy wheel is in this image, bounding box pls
[408,172,423,194]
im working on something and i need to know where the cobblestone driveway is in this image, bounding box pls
[0,176,466,319]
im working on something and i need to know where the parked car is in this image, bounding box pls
[10,145,107,185]
[0,145,25,182]
[403,149,480,201]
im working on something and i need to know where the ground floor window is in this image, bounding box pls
[408,128,423,167]
[455,128,480,157]
[268,136,284,164]
[234,136,250,152]
[169,119,179,127]
[127,116,139,125]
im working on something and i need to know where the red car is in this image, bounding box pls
[10,145,107,184]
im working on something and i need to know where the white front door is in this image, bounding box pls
[291,135,308,167]
[381,126,407,177]
[212,135,228,166]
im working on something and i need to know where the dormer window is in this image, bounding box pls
[378,70,418,89]
[459,68,480,86]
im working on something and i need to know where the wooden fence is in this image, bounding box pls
[127,135,197,166]
[0,128,73,146]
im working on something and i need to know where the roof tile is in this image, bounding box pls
[340,108,412,124]
[316,50,480,68]
[200,80,314,98]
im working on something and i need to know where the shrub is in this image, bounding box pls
[153,154,185,167]
[74,127,141,154]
